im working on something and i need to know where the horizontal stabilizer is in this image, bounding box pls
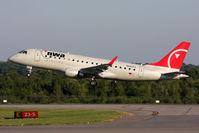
[162,71,185,76]
[162,71,189,79]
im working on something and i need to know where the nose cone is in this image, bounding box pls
[8,55,18,63]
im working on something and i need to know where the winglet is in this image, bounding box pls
[108,56,118,65]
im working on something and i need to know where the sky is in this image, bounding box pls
[0,0,199,65]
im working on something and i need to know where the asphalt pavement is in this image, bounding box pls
[0,104,199,133]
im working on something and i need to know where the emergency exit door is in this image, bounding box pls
[138,66,144,78]
[34,50,40,62]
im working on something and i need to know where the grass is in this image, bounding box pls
[0,108,125,126]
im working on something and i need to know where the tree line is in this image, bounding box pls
[0,61,199,104]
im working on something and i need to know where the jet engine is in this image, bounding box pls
[65,68,79,77]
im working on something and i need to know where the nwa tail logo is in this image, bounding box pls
[167,49,187,69]
[42,50,65,59]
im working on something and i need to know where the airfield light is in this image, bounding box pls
[156,100,160,104]
[3,100,7,103]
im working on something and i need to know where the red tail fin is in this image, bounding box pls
[149,42,191,70]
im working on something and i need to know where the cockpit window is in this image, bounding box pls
[19,50,27,54]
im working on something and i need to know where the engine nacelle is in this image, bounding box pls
[143,70,161,80]
[65,68,79,77]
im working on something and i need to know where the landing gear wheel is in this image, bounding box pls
[90,80,97,86]
[26,66,32,78]
[110,80,117,87]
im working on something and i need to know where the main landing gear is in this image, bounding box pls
[90,78,117,86]
[111,80,117,86]
[90,77,97,86]
[26,66,32,77]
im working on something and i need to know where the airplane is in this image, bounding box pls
[9,41,190,86]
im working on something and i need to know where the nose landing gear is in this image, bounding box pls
[26,66,32,77]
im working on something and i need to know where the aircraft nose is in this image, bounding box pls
[8,55,17,62]
[8,56,14,62]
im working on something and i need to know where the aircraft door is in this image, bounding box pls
[34,50,40,62]
[138,65,144,78]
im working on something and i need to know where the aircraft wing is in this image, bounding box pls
[79,56,118,76]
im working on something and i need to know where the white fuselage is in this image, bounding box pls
[9,49,187,81]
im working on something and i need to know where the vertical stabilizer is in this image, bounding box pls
[149,42,191,70]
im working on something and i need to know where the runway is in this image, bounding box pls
[0,104,199,133]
